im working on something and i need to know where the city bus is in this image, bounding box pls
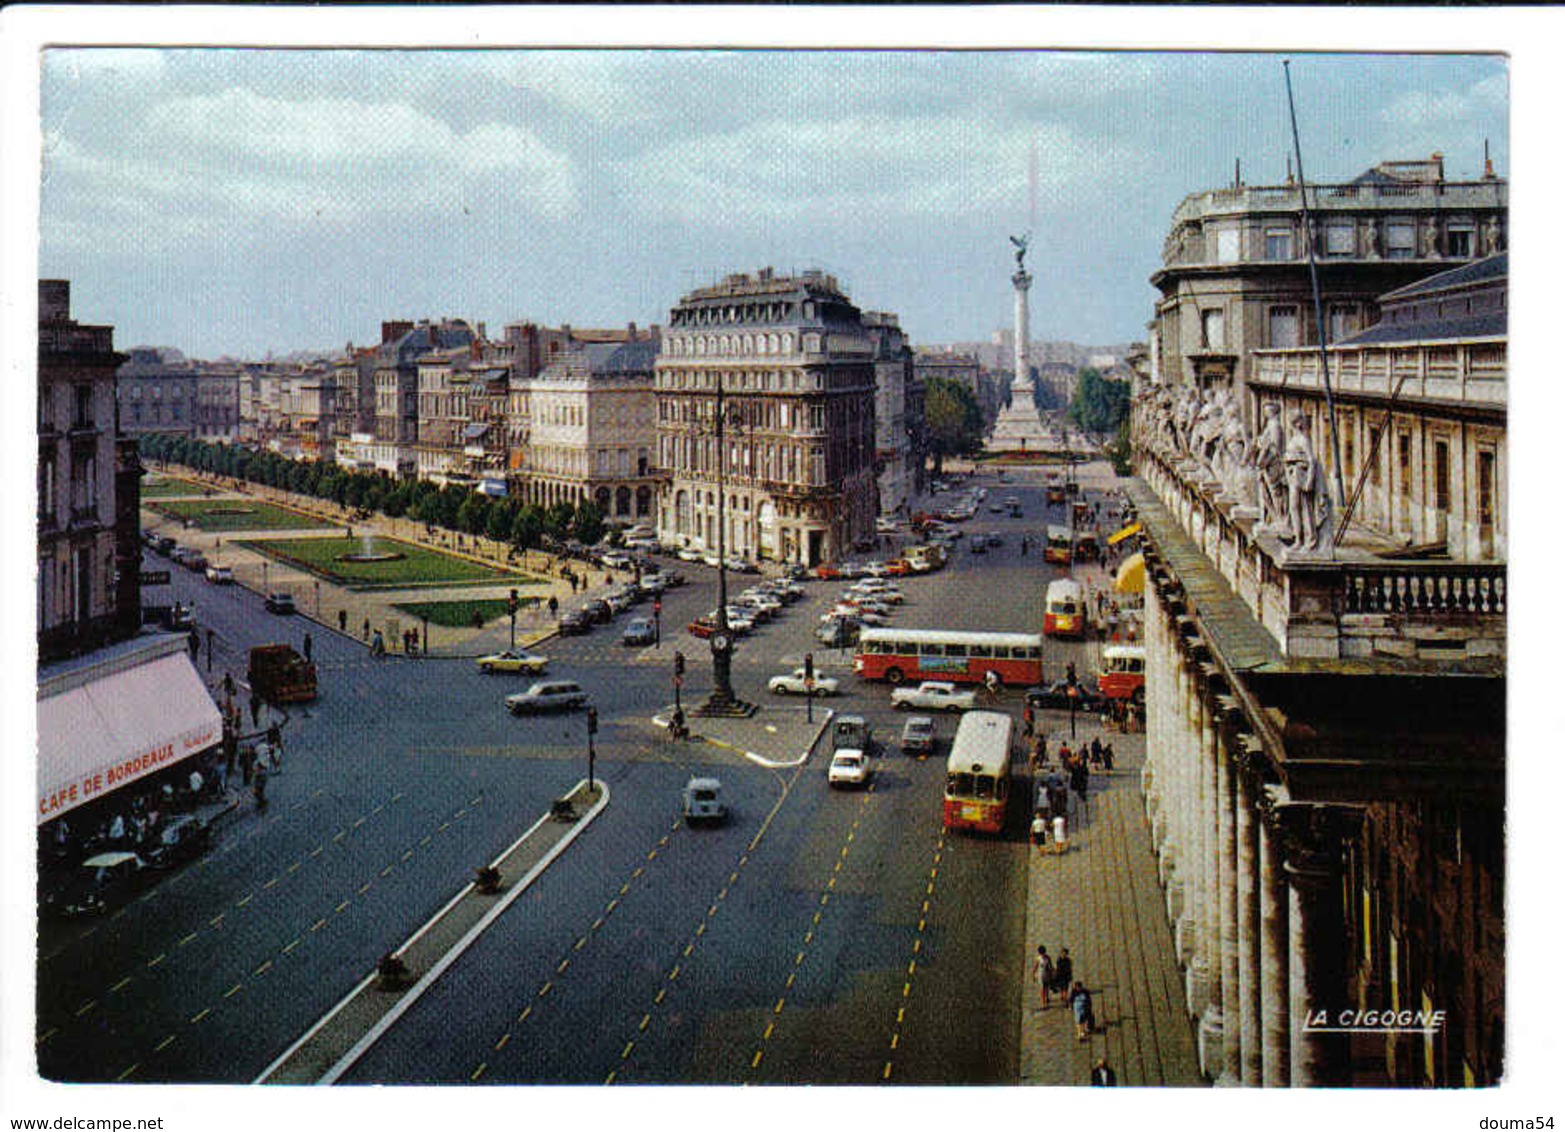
[1044,525,1073,564]
[1043,578,1087,639]
[943,710,1015,834]
[854,627,1044,687]
[1096,644,1146,703]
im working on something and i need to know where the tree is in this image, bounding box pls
[573,500,605,547]
[1068,368,1131,440]
[510,506,543,552]
[923,376,984,475]
[486,499,516,543]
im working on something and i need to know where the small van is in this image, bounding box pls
[832,714,874,754]
[682,777,727,825]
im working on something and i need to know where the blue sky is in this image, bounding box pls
[36,47,1507,358]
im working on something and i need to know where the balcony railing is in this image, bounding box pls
[1341,564,1505,616]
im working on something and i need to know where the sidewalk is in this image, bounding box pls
[1019,718,1204,1087]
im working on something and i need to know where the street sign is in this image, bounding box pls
[140,570,171,586]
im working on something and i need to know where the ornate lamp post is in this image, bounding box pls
[699,377,752,716]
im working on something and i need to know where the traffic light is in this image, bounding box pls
[804,652,815,681]
[674,651,686,677]
[507,588,519,615]
[587,707,599,735]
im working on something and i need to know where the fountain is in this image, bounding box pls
[337,530,405,564]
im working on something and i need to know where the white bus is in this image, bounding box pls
[1043,577,1086,639]
[943,710,1014,834]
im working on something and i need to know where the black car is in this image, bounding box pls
[582,599,612,624]
[1026,680,1105,713]
[264,592,297,614]
[146,815,211,870]
[558,610,592,635]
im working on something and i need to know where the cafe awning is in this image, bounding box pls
[1114,552,1147,594]
[38,645,222,825]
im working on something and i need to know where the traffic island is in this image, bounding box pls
[254,778,608,1084]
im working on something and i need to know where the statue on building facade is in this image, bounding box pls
[1422,217,1441,258]
[1482,216,1503,256]
[1283,414,1331,553]
[1364,217,1380,260]
[1253,401,1288,531]
[1215,402,1256,509]
[1009,233,1029,271]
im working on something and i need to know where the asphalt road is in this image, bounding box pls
[38,469,1119,1085]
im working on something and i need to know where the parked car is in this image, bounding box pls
[890,681,977,713]
[181,550,209,572]
[45,851,146,917]
[557,609,592,635]
[152,535,177,555]
[900,715,937,756]
[1026,680,1105,713]
[622,617,657,647]
[264,592,297,615]
[768,667,841,696]
[146,814,212,870]
[582,599,613,624]
[476,649,550,675]
[969,535,988,554]
[603,589,636,614]
[682,776,727,825]
[686,617,716,640]
[677,547,705,563]
[602,551,636,571]
[505,680,589,715]
[204,564,234,584]
[828,749,872,789]
[816,618,860,647]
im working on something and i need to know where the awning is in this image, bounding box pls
[38,650,222,825]
[463,422,491,440]
[1114,552,1146,594]
[1108,521,1142,546]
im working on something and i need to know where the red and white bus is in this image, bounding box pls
[854,627,1044,688]
[944,710,1014,834]
[1043,577,1086,639]
[1044,525,1073,565]
[1096,644,1146,703]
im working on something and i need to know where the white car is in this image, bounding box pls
[204,565,235,584]
[677,547,704,563]
[768,668,841,696]
[712,608,755,634]
[890,681,977,713]
[824,604,887,625]
[828,749,872,788]
[505,680,588,714]
[875,517,900,534]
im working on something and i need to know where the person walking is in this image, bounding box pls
[1091,1058,1117,1086]
[362,616,371,641]
[1031,810,1050,857]
[1069,981,1096,1040]
[338,609,348,633]
[302,632,313,662]
[1052,947,1073,996]
[1033,945,1055,1008]
[265,723,282,771]
[371,629,385,657]
[1101,741,1115,774]
[249,690,262,727]
[1022,704,1035,739]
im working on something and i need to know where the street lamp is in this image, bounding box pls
[699,379,751,716]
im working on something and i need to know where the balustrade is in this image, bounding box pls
[1341,567,1505,616]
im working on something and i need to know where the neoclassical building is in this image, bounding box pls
[654,269,878,566]
[1130,252,1505,1087]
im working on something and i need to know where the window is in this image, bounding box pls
[73,384,93,427]
[1215,227,1240,263]
[1447,225,1474,259]
[1328,304,1360,343]
[1477,449,1496,534]
[1433,438,1451,512]
[1201,309,1226,350]
[1387,222,1416,259]
[1265,228,1294,260]
[1325,224,1356,256]
[1268,306,1301,348]
[1398,432,1413,496]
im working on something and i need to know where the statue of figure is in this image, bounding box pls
[1253,402,1288,530]
[1283,414,1331,552]
[1422,217,1441,258]
[1009,233,1029,271]
[1189,387,1224,474]
[1364,218,1380,259]
[1483,216,1502,256]
[1218,413,1256,508]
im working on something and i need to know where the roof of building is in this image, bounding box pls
[539,339,660,382]
[1338,253,1508,346]
[1338,311,1507,347]
[1378,252,1508,302]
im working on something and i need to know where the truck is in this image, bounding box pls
[248,643,318,704]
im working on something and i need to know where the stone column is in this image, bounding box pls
[1236,753,1263,1086]
[1172,660,1200,975]
[1283,804,1359,1088]
[1194,678,1223,1075]
[1258,787,1291,1086]
[1216,708,1241,1085]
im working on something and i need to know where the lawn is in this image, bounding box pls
[392,598,513,628]
[140,476,209,499]
[241,535,540,589]
[148,498,334,532]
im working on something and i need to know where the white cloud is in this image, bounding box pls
[1379,68,1508,129]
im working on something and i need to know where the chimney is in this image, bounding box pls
[628,321,637,340]
[1484,139,1495,179]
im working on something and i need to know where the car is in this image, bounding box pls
[816,618,859,647]
[477,649,550,675]
[890,681,977,713]
[721,607,755,634]
[152,534,177,555]
[823,604,886,625]
[45,852,146,917]
[812,563,842,580]
[624,537,662,555]
[828,749,872,788]
[181,550,209,572]
[264,592,297,614]
[682,776,727,825]
[986,532,1005,549]
[582,599,613,624]
[505,680,588,715]
[204,564,234,584]
[603,589,636,614]
[988,503,1005,514]
[558,610,592,635]
[602,551,636,571]
[884,559,914,576]
[622,617,657,646]
[831,713,874,753]
[677,547,704,563]
[900,715,937,756]
[701,552,722,568]
[146,814,212,870]
[687,617,717,639]
[768,668,841,696]
[725,557,760,574]
[169,546,193,566]
[969,535,988,553]
[783,564,810,581]
[637,573,669,596]
[1026,680,1106,713]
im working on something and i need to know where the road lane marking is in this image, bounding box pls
[557,959,570,974]
[517,1006,532,1023]
[236,894,253,908]
[116,1063,138,1082]
[262,878,279,890]
[210,914,225,928]
[358,882,373,895]
[75,1000,96,1017]
[752,1051,763,1069]
[178,932,198,946]
[621,1041,635,1059]
[110,977,132,993]
[224,983,243,999]
[774,997,785,1014]
[494,1034,510,1052]
[310,918,328,933]
[639,1014,651,1032]
[147,953,166,968]
[470,1062,486,1081]
[335,900,351,914]
[668,965,680,981]
[286,862,301,874]
[574,936,588,951]
[538,982,552,997]
[254,961,273,976]
[190,1008,210,1023]
[155,1034,175,1052]
[282,937,301,953]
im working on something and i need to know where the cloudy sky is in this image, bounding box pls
[35,44,1507,358]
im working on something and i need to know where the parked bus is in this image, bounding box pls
[1044,525,1073,564]
[1097,644,1146,703]
[1043,578,1087,639]
[943,710,1014,834]
[855,627,1044,687]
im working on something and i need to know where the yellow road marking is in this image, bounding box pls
[283,937,301,953]
[891,1033,900,1049]
[883,1062,893,1080]
[381,866,394,877]
[190,1008,210,1023]
[903,982,912,997]
[796,950,806,965]
[557,959,570,974]
[254,961,273,976]
[224,983,243,999]
[236,894,253,908]
[752,1051,763,1069]
[116,1063,138,1082]
[359,882,373,895]
[763,1022,774,1040]
[622,1041,635,1059]
[518,1006,532,1023]
[310,918,328,933]
[639,1014,651,1032]
[785,973,795,989]
[287,862,301,874]
[632,867,644,878]
[654,988,666,1005]
[352,817,367,828]
[179,932,198,946]
[147,953,166,968]
[604,1070,617,1085]
[470,1062,486,1081]
[75,1000,97,1017]
[774,997,785,1014]
[37,1028,57,1045]
[574,936,588,951]
[263,878,279,890]
[110,977,132,993]
[335,900,351,914]
[155,1034,175,1052]
[538,982,552,997]
[494,1034,510,1052]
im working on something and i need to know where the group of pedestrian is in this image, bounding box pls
[1032,944,1098,1044]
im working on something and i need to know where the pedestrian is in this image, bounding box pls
[371,629,385,656]
[240,741,255,785]
[1091,1057,1117,1086]
[1090,736,1103,768]
[338,609,348,633]
[1033,945,1055,1008]
[222,671,236,698]
[570,574,579,594]
[1023,704,1035,738]
[1071,758,1090,817]
[1069,981,1095,1040]
[548,595,559,619]
[1052,948,1073,995]
[1052,811,1068,853]
[303,632,313,662]
[1101,741,1114,774]
[266,722,282,765]
[188,630,200,660]
[250,691,262,727]
[253,762,268,807]
[363,617,371,641]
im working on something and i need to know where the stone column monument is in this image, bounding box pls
[989,233,1053,450]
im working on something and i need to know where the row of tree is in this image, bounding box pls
[136,435,606,551]
[1067,367,1134,475]
[922,376,985,474]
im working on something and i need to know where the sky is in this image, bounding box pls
[35,46,1508,359]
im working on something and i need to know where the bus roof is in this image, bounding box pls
[1044,577,1084,599]
[1101,644,1146,660]
[857,627,1043,649]
[1045,525,1073,540]
[946,710,1014,777]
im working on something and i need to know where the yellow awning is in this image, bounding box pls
[1114,552,1146,594]
[1107,521,1142,546]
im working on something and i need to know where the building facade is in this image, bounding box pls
[1150,154,1506,400]
[655,269,878,566]
[116,347,197,440]
[864,311,919,515]
[1130,247,1505,1088]
[38,281,139,659]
